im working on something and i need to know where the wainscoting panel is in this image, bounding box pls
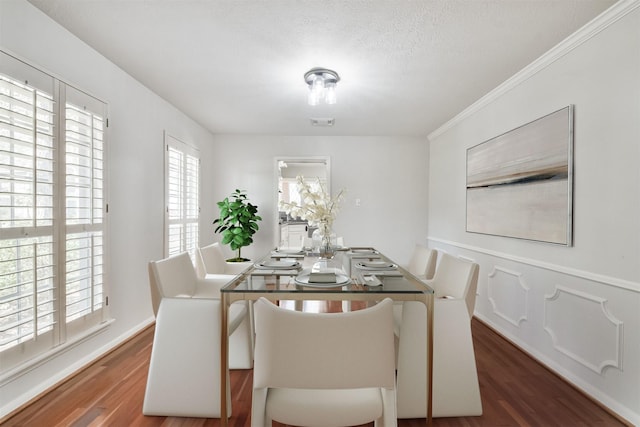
[544,286,623,374]
[428,237,640,425]
[488,267,529,327]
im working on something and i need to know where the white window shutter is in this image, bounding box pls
[0,51,109,372]
[164,134,199,261]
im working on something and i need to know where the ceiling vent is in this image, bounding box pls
[310,118,335,127]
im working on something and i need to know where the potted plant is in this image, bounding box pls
[213,189,262,262]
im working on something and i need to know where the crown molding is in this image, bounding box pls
[428,0,640,141]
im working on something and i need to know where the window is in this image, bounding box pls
[165,134,199,259]
[0,51,108,374]
[63,86,107,336]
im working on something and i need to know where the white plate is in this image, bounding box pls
[255,260,300,269]
[350,248,377,254]
[355,261,397,269]
[275,249,304,255]
[294,272,351,287]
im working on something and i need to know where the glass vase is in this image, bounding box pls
[311,220,336,258]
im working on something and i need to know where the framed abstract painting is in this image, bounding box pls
[466,106,574,245]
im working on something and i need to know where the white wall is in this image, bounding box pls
[427,3,640,424]
[0,0,216,417]
[203,135,429,264]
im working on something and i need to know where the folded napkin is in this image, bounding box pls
[363,275,383,287]
[369,270,403,277]
[308,272,337,283]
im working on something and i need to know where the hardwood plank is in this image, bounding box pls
[2,318,631,427]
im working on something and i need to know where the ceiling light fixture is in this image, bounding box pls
[304,67,340,106]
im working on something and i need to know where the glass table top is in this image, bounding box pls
[221,248,434,296]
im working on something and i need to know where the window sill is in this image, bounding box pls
[0,318,115,386]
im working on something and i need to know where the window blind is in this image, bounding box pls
[165,134,199,260]
[0,71,57,357]
[0,51,108,373]
[64,98,105,326]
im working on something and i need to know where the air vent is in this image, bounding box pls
[310,118,335,127]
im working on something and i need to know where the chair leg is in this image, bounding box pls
[250,388,268,427]
[380,388,398,427]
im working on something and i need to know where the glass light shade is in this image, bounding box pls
[311,76,325,93]
[308,90,320,106]
[324,83,337,104]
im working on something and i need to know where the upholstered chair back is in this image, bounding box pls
[431,253,479,318]
[253,298,395,390]
[195,242,227,278]
[148,252,198,315]
[251,298,397,426]
[407,245,438,280]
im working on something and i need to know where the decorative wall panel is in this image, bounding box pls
[544,286,623,374]
[488,267,529,327]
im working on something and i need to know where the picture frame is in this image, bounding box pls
[466,105,574,245]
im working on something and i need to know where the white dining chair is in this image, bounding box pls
[148,251,231,316]
[143,297,237,418]
[251,298,397,427]
[196,242,263,354]
[143,252,253,418]
[195,242,252,279]
[406,244,437,280]
[396,253,482,418]
[392,245,438,337]
[148,252,253,368]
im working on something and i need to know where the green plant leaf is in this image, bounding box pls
[213,189,262,254]
[221,235,232,245]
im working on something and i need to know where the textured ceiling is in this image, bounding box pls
[26,0,616,137]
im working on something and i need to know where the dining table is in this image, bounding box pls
[219,247,435,426]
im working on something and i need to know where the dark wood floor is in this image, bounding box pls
[2,314,631,427]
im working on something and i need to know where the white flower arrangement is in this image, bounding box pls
[279,175,345,228]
